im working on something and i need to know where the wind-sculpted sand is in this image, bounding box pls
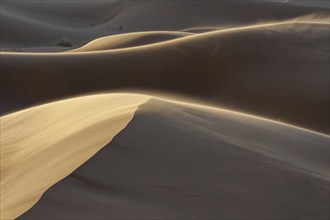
[1,21,329,133]
[0,94,150,220]
[0,1,329,219]
[1,0,327,49]
[68,31,192,52]
[1,94,328,219]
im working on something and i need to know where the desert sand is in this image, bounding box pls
[0,94,150,220]
[1,1,329,219]
[0,94,328,219]
[1,1,328,50]
[68,31,192,52]
[1,1,329,133]
[1,21,329,133]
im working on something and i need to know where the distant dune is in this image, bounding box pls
[1,0,328,49]
[1,94,328,219]
[69,31,192,52]
[2,22,329,133]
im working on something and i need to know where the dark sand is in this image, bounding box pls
[1,1,329,218]
[19,99,329,219]
[2,23,329,133]
[1,0,327,49]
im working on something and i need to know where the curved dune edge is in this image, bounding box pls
[18,97,330,219]
[0,94,150,220]
[63,20,330,54]
[67,31,192,53]
[156,96,329,138]
[1,20,329,133]
[1,19,328,55]
[1,93,329,219]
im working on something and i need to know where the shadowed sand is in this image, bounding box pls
[1,21,329,133]
[1,0,328,50]
[0,94,150,220]
[11,95,329,219]
[1,1,329,219]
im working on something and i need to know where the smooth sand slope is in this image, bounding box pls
[0,94,150,220]
[1,0,328,50]
[1,22,329,133]
[7,95,328,219]
[68,31,192,52]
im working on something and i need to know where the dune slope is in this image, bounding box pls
[1,0,328,49]
[18,97,329,219]
[68,31,192,52]
[1,22,329,133]
[0,94,150,220]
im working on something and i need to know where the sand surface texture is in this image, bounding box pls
[1,1,329,219]
[18,97,330,219]
[2,21,329,133]
[0,94,150,220]
[1,1,327,49]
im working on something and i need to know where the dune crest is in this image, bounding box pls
[1,1,329,219]
[3,94,327,219]
[1,93,329,219]
[2,20,329,55]
[68,31,192,52]
[1,21,329,133]
[0,94,150,220]
[69,19,330,53]
[2,0,327,50]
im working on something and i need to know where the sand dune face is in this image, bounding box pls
[69,31,192,52]
[17,96,329,219]
[1,1,329,219]
[0,94,149,220]
[2,22,329,133]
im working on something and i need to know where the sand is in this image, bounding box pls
[1,21,329,133]
[1,0,328,50]
[12,95,329,219]
[1,1,329,133]
[0,1,125,49]
[0,94,150,220]
[0,1,329,219]
[68,31,192,52]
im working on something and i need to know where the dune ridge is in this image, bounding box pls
[1,21,329,133]
[0,94,150,220]
[2,0,328,50]
[68,31,192,52]
[1,20,329,55]
[60,19,330,53]
[59,20,330,54]
[1,94,327,219]
[1,1,329,219]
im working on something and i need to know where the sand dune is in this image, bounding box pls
[1,94,327,219]
[1,1,328,219]
[0,94,150,220]
[1,1,123,27]
[1,21,329,133]
[1,0,328,50]
[69,31,192,52]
